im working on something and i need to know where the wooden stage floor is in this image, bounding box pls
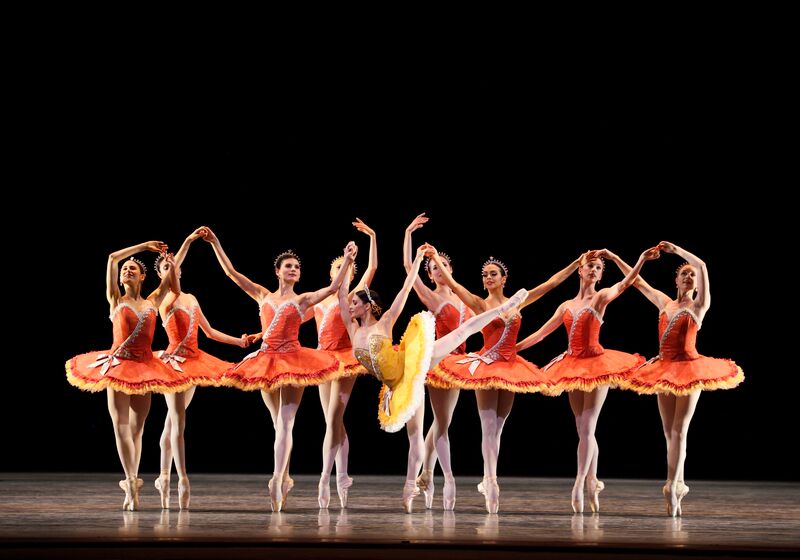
[1,473,797,559]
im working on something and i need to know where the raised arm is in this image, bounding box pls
[603,249,671,310]
[196,306,248,348]
[201,226,268,302]
[659,241,710,316]
[150,253,181,309]
[518,254,582,310]
[173,227,207,268]
[352,218,377,293]
[593,247,661,313]
[427,245,487,314]
[338,260,358,340]
[106,240,167,308]
[403,213,439,309]
[298,242,357,310]
[382,244,428,327]
[516,302,568,352]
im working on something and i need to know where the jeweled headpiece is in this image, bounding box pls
[676,262,692,275]
[482,256,508,276]
[424,252,452,273]
[331,255,357,275]
[274,250,301,268]
[126,257,147,275]
[362,285,382,317]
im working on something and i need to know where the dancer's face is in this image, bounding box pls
[481,264,505,291]
[330,258,354,284]
[157,259,181,280]
[578,258,604,284]
[676,265,697,293]
[427,258,451,285]
[120,261,144,286]
[349,295,369,320]
[276,258,301,283]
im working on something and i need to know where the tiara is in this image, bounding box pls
[424,251,452,273]
[331,255,357,275]
[127,257,147,274]
[483,256,508,276]
[274,250,301,268]
[676,262,692,274]
[362,285,382,316]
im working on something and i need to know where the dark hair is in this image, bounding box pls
[355,289,383,319]
[274,250,301,270]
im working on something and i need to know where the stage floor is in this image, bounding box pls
[1,473,797,559]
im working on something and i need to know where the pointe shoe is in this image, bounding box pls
[416,470,434,509]
[281,476,294,510]
[155,475,171,510]
[119,479,134,511]
[318,473,331,509]
[442,473,456,511]
[402,480,420,514]
[571,482,584,514]
[268,478,283,512]
[477,478,486,496]
[336,473,353,508]
[484,476,499,514]
[178,477,190,511]
[587,478,605,513]
[662,480,678,517]
[133,478,143,511]
[675,481,690,516]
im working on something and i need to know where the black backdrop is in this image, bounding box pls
[5,62,791,482]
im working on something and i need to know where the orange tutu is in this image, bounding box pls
[429,353,555,393]
[67,304,191,395]
[326,347,367,377]
[622,355,743,396]
[620,309,744,395]
[154,348,233,387]
[541,349,645,392]
[67,351,190,395]
[428,314,557,394]
[222,346,342,391]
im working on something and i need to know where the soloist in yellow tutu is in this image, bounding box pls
[354,311,436,433]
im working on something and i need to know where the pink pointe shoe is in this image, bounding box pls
[416,470,434,509]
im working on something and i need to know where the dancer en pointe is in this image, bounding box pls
[427,247,584,513]
[403,213,473,511]
[517,247,659,513]
[338,242,529,513]
[152,227,255,510]
[67,242,186,511]
[612,241,743,517]
[315,218,377,509]
[205,227,354,512]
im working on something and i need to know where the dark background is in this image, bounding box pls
[5,47,791,482]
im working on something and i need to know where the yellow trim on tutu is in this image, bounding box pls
[65,360,197,395]
[618,366,744,396]
[427,365,562,396]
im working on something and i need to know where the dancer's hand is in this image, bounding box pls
[406,212,428,233]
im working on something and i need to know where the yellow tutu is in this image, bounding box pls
[354,311,435,433]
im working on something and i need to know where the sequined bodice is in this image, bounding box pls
[435,301,471,354]
[259,300,303,352]
[353,335,402,386]
[315,302,351,351]
[110,303,157,361]
[476,315,521,362]
[164,305,200,357]
[658,309,701,360]
[563,307,604,358]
